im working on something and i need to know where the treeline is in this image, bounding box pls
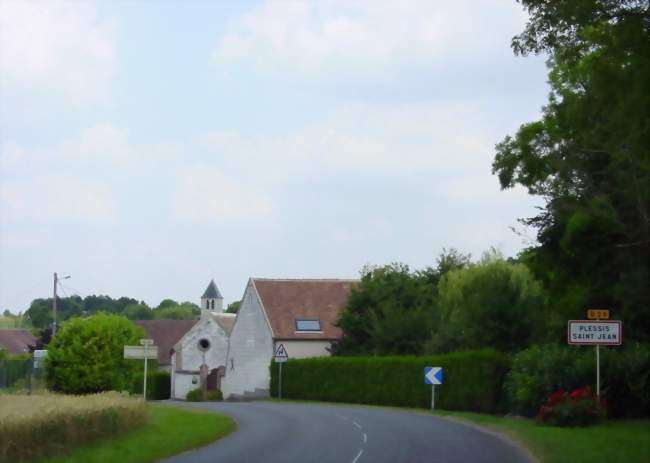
[25,296,201,330]
[334,248,549,355]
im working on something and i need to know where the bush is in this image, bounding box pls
[0,392,146,463]
[270,349,510,413]
[130,370,170,400]
[45,313,145,394]
[537,386,606,426]
[205,390,223,401]
[186,388,203,402]
[506,343,650,418]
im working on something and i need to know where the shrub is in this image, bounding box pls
[130,370,170,400]
[205,390,223,401]
[45,313,145,394]
[270,349,510,413]
[537,386,606,426]
[506,343,650,418]
[186,388,203,402]
[0,392,146,463]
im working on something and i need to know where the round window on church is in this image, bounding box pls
[198,338,211,351]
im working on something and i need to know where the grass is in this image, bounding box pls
[35,404,235,463]
[435,410,650,463]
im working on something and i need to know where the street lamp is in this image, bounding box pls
[52,273,71,336]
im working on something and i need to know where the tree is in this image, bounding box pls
[335,263,437,355]
[152,301,200,320]
[429,253,546,353]
[45,313,144,394]
[123,303,153,320]
[493,0,650,340]
[226,301,241,314]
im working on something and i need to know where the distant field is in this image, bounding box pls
[436,410,650,463]
[0,317,30,329]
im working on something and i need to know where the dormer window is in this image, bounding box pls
[295,319,321,332]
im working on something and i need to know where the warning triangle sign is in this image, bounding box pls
[274,343,289,361]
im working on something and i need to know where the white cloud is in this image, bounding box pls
[172,168,274,224]
[0,175,116,223]
[56,124,137,165]
[205,101,492,178]
[0,0,116,104]
[213,0,524,78]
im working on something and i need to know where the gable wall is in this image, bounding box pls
[221,281,274,398]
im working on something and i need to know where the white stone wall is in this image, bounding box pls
[172,316,229,399]
[174,372,200,400]
[179,317,229,371]
[274,340,333,359]
[221,281,274,399]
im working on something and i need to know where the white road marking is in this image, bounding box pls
[336,414,349,421]
[352,449,364,463]
[353,421,362,429]
[363,433,367,443]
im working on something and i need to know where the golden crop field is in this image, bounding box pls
[0,392,146,463]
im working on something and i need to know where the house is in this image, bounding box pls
[221,278,358,400]
[168,280,235,399]
[0,329,37,355]
[134,319,197,371]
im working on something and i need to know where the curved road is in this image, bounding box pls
[162,401,531,463]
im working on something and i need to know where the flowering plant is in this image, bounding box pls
[537,386,606,426]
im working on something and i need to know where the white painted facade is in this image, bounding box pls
[170,312,232,400]
[221,281,274,399]
[273,340,332,359]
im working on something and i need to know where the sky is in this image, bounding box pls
[0,0,549,312]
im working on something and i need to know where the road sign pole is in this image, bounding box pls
[596,344,600,398]
[278,362,283,400]
[431,385,435,410]
[143,344,148,400]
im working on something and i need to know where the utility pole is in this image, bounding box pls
[52,272,70,337]
[53,272,58,336]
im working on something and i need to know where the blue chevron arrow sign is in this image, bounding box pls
[424,367,442,385]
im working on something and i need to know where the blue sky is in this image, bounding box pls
[0,0,548,312]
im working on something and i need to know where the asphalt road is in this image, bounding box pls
[162,401,532,463]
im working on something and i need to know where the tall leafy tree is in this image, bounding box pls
[429,252,546,353]
[493,0,650,340]
[45,313,144,394]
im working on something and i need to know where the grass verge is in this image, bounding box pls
[435,410,650,463]
[35,404,235,463]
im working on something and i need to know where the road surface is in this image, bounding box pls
[162,401,532,463]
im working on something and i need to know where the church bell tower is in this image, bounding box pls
[201,279,223,313]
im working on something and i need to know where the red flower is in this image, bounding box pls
[549,389,566,405]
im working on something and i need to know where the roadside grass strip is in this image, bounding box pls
[0,392,146,463]
[35,404,235,463]
[436,411,650,463]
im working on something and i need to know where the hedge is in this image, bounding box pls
[270,349,510,413]
[130,370,171,400]
[505,343,650,418]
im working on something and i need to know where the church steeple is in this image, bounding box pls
[201,279,223,313]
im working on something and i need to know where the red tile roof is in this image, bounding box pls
[252,279,359,340]
[134,320,197,365]
[0,329,37,354]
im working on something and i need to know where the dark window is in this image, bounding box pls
[198,338,211,351]
[211,299,214,310]
[295,319,321,331]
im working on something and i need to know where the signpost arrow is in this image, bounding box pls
[124,339,157,400]
[424,367,442,410]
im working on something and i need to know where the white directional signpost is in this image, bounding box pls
[124,339,157,399]
[274,343,289,399]
[568,314,622,397]
[424,367,442,410]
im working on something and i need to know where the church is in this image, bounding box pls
[138,278,358,400]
